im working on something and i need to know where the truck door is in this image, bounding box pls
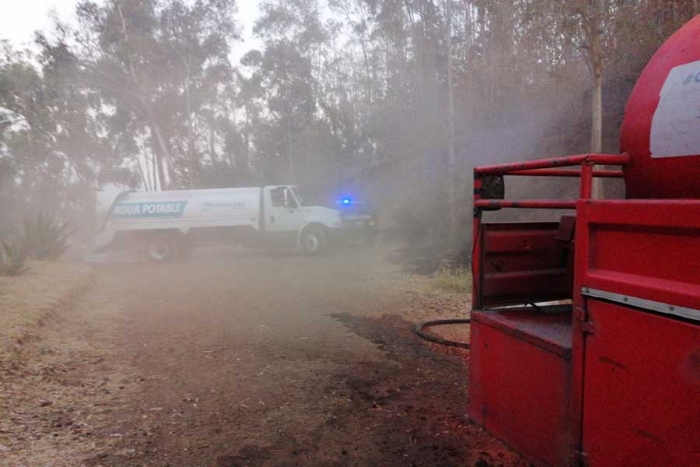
[264,186,305,237]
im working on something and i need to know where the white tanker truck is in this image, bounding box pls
[93,185,347,261]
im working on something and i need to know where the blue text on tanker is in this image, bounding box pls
[113,201,188,218]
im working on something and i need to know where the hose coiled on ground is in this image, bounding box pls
[412,319,471,349]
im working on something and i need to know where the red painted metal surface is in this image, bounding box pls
[470,200,700,467]
[472,154,628,215]
[506,169,623,178]
[582,300,700,467]
[574,200,700,466]
[474,154,630,176]
[578,200,700,310]
[469,309,572,467]
[468,16,700,467]
[579,163,593,199]
[474,199,577,210]
[476,223,572,308]
[621,15,700,199]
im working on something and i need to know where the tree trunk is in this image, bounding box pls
[150,121,171,190]
[285,117,295,182]
[209,126,216,165]
[242,106,251,170]
[151,155,159,192]
[138,154,150,191]
[591,67,603,155]
[446,0,459,244]
[589,0,604,199]
[185,76,196,189]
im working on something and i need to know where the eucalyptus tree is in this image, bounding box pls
[0,34,133,234]
[74,0,239,189]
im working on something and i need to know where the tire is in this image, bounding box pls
[300,227,327,255]
[143,233,177,262]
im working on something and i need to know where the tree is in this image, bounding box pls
[74,0,239,189]
[3,0,699,257]
[0,35,132,234]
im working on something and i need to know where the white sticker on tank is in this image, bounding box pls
[650,60,700,158]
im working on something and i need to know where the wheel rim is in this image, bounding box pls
[304,233,320,253]
[148,239,171,261]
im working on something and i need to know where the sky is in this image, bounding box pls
[0,0,260,60]
[0,0,79,46]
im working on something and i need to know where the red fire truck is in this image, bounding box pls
[468,15,700,467]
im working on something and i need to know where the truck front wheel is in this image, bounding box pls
[143,233,177,262]
[300,227,327,255]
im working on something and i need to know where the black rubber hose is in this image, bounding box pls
[412,301,546,349]
[412,319,471,349]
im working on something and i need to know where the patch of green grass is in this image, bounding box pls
[433,265,472,293]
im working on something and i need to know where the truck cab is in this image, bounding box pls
[262,185,343,253]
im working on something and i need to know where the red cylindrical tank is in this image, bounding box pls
[621,14,700,199]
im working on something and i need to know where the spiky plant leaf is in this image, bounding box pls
[22,212,74,261]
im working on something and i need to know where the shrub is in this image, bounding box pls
[0,240,30,276]
[22,212,74,261]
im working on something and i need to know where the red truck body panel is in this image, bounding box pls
[468,15,700,466]
[470,193,700,467]
[469,309,571,467]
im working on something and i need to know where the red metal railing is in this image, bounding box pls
[471,153,631,312]
[473,153,630,210]
[474,200,578,210]
[473,153,630,176]
[503,169,623,178]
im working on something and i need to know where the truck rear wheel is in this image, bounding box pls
[143,233,177,262]
[300,227,326,255]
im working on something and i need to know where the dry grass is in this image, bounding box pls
[362,255,471,326]
[433,265,472,293]
[0,261,92,372]
[0,271,141,466]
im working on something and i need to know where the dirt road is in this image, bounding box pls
[2,247,527,467]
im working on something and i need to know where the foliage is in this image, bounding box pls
[73,0,240,190]
[1,0,699,255]
[0,240,30,277]
[22,213,74,261]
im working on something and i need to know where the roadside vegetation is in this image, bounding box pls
[2,1,697,263]
[0,240,29,277]
[434,265,472,294]
[0,212,73,277]
[0,261,91,372]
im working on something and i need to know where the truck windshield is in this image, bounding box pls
[292,188,313,207]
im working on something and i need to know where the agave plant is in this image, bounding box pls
[0,240,30,276]
[22,212,75,261]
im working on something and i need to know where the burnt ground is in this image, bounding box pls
[1,247,528,467]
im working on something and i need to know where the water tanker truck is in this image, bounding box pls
[467,14,700,467]
[94,185,344,261]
